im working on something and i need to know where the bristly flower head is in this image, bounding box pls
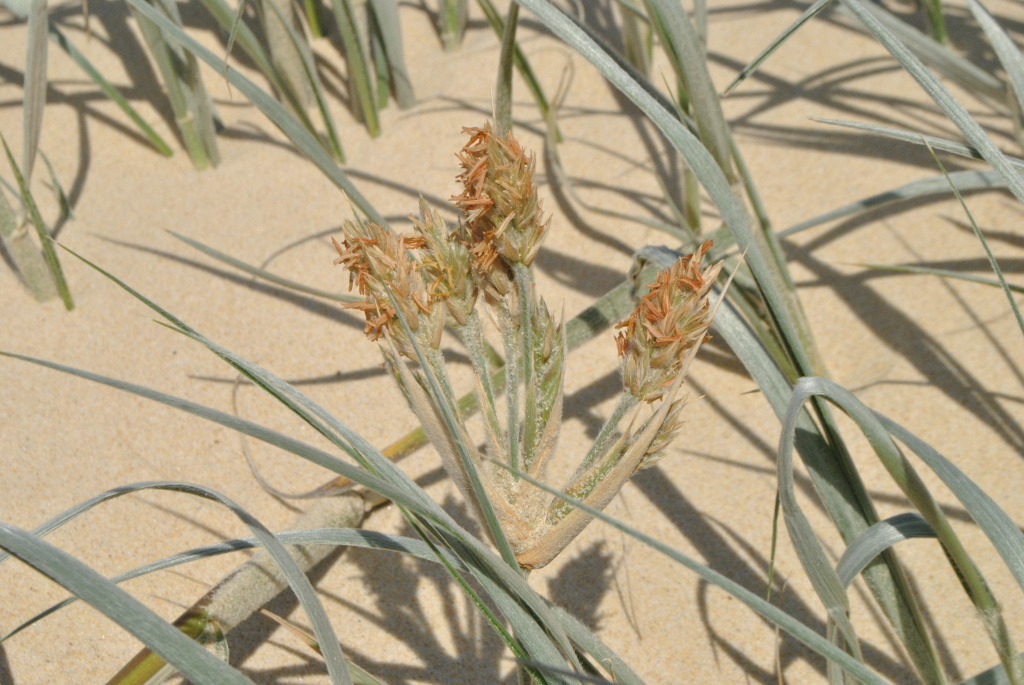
[333,217,444,354]
[411,198,478,326]
[616,241,723,402]
[451,123,548,300]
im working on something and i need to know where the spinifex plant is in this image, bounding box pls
[334,122,723,571]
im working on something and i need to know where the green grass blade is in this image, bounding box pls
[842,0,1024,203]
[966,0,1024,123]
[0,183,56,300]
[836,513,936,587]
[778,168,1005,239]
[857,262,1024,294]
[475,0,555,130]
[438,0,467,50]
[724,0,832,94]
[925,141,1024,338]
[838,0,1004,101]
[22,0,47,183]
[170,231,359,302]
[495,1,519,134]
[124,0,382,222]
[48,25,172,156]
[368,0,415,109]
[2,136,72,309]
[642,0,733,179]
[329,0,381,136]
[812,118,1024,171]
[261,0,346,160]
[0,523,259,685]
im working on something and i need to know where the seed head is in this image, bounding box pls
[451,123,548,299]
[411,198,478,326]
[616,241,723,402]
[333,218,443,353]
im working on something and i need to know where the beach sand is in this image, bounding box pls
[3,0,1024,682]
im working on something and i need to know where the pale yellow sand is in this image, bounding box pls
[3,0,1024,682]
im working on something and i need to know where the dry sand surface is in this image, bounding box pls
[3,0,1024,682]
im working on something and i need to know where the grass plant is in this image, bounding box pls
[3,0,1024,682]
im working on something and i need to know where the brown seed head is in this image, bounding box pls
[333,218,441,350]
[616,241,723,401]
[451,123,548,299]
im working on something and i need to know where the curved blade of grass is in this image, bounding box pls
[812,118,1024,171]
[495,1,519,135]
[842,0,1024,204]
[788,377,1024,685]
[966,0,1024,114]
[124,0,382,222]
[22,0,47,183]
[857,262,1024,293]
[836,513,936,587]
[368,0,414,109]
[52,246,584,676]
[0,481,353,684]
[0,523,259,685]
[2,136,71,309]
[778,168,1005,239]
[491,460,891,685]
[3,528,472,641]
[636,246,945,685]
[48,25,172,156]
[925,137,1024,339]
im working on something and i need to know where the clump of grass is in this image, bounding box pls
[333,123,725,572]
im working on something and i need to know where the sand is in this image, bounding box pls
[2,0,1024,682]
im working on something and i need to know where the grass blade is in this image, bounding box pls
[124,0,382,222]
[966,0,1024,120]
[0,183,56,300]
[813,118,1024,171]
[48,25,172,156]
[368,0,415,109]
[924,141,1024,338]
[330,0,381,136]
[494,2,518,134]
[778,168,1005,239]
[642,0,733,180]
[0,522,259,685]
[836,513,935,587]
[22,0,47,183]
[475,0,555,130]
[2,136,72,309]
[857,262,1024,294]
[724,0,832,94]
